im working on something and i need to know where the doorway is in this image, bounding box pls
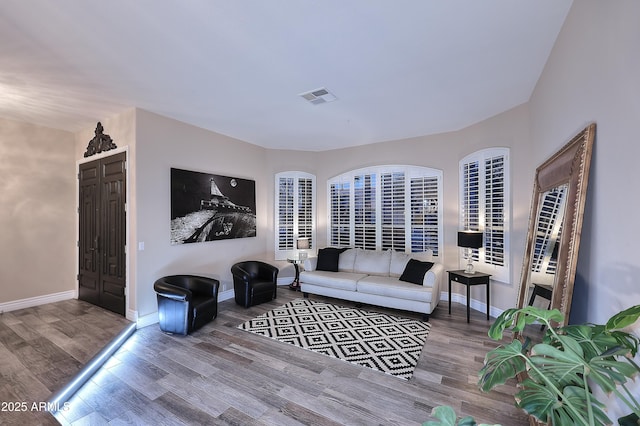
[78,152,127,316]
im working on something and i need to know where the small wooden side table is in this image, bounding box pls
[447,270,492,323]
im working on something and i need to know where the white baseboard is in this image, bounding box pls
[134,311,158,329]
[277,277,293,286]
[439,291,504,319]
[0,290,77,313]
[219,288,234,302]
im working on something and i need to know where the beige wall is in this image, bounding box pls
[529,0,640,416]
[312,103,533,310]
[133,109,272,318]
[530,0,640,323]
[0,117,76,304]
[0,104,534,316]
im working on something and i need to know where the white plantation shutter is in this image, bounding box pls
[275,172,316,260]
[531,185,567,281]
[277,176,294,252]
[381,172,405,251]
[460,148,510,281]
[484,155,506,267]
[330,180,351,247]
[461,160,481,261]
[328,165,442,255]
[410,176,440,255]
[354,173,376,250]
[297,177,314,244]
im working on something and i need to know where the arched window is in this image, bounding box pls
[327,165,442,256]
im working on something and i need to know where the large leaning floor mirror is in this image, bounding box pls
[516,123,595,330]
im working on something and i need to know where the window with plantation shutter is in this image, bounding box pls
[484,155,506,266]
[381,172,405,251]
[328,165,442,256]
[410,176,440,255]
[297,177,314,244]
[354,173,376,250]
[530,184,567,284]
[329,180,351,247]
[275,172,316,260]
[459,148,510,282]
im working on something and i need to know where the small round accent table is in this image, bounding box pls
[287,257,304,291]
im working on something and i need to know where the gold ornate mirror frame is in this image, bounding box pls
[516,123,595,325]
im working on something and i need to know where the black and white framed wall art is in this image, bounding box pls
[170,168,256,245]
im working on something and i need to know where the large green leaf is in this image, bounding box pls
[478,340,527,392]
[555,386,611,426]
[424,406,457,426]
[558,323,640,362]
[516,381,611,425]
[514,378,558,422]
[526,347,585,389]
[424,406,495,426]
[487,307,564,341]
[607,330,640,357]
[606,304,640,331]
[487,308,519,340]
[555,334,585,358]
[588,357,639,392]
[481,305,640,425]
[530,343,585,364]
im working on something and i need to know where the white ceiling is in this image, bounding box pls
[0,0,572,151]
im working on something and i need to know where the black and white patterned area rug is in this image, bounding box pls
[237,298,431,380]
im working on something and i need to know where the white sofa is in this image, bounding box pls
[299,248,444,320]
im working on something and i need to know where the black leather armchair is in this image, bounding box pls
[231,261,278,308]
[153,275,220,335]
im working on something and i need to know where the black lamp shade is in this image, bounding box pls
[458,231,483,249]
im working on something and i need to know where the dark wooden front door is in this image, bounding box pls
[78,152,126,316]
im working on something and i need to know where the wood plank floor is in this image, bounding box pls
[0,299,132,425]
[1,292,530,425]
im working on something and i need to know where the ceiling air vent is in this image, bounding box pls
[299,87,337,105]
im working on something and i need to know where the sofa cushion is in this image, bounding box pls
[410,249,434,263]
[389,251,411,277]
[353,249,391,276]
[316,247,346,272]
[299,271,365,291]
[303,256,318,271]
[338,248,358,272]
[399,259,434,285]
[356,275,433,303]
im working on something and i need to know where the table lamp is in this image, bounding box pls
[458,231,483,274]
[296,237,310,260]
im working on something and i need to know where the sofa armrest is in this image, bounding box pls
[423,263,444,288]
[424,263,444,308]
[303,256,318,271]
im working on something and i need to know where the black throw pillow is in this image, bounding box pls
[399,259,434,285]
[316,247,347,272]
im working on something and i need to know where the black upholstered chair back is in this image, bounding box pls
[153,275,220,335]
[231,261,278,308]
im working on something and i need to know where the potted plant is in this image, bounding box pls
[425,304,640,426]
